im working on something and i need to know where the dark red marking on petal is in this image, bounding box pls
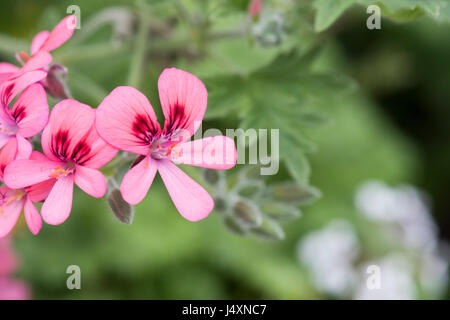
[70,139,92,165]
[12,105,26,122]
[132,114,159,144]
[163,102,192,136]
[50,129,94,165]
[51,130,70,160]
[1,83,14,106]
[130,155,146,169]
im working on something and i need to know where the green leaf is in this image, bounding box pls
[314,0,357,32]
[312,0,450,32]
[206,49,354,185]
[363,0,449,22]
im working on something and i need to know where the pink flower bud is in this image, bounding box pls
[43,64,71,100]
[248,0,263,19]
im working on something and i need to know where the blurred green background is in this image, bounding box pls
[0,0,449,299]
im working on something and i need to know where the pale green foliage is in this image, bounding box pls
[206,50,354,185]
[313,0,450,31]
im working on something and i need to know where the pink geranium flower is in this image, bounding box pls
[0,141,54,237]
[0,238,17,276]
[0,15,76,92]
[0,83,49,158]
[96,68,237,221]
[15,15,76,70]
[0,277,30,300]
[248,0,263,18]
[0,63,19,88]
[4,99,117,225]
[0,238,30,300]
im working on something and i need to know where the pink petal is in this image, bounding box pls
[29,150,48,161]
[39,16,77,53]
[16,51,52,75]
[0,63,19,74]
[0,73,14,88]
[41,99,94,162]
[0,187,24,238]
[3,158,61,189]
[96,86,160,155]
[25,178,56,202]
[15,135,32,160]
[78,130,118,169]
[74,165,107,198]
[1,69,47,105]
[120,156,158,205]
[172,136,237,170]
[248,0,263,18]
[30,30,50,55]
[0,139,17,180]
[42,99,117,168]
[13,83,49,138]
[41,175,74,225]
[0,63,19,87]
[0,134,11,150]
[23,197,42,235]
[0,237,17,276]
[157,159,213,221]
[0,136,32,173]
[158,68,207,141]
[0,278,30,300]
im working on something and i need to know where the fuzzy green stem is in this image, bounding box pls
[127,7,151,89]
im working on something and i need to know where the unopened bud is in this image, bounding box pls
[107,188,134,224]
[248,0,263,19]
[260,202,301,221]
[270,183,321,205]
[203,169,220,185]
[44,64,71,100]
[223,216,248,236]
[250,219,285,241]
[236,180,264,198]
[214,196,227,212]
[232,199,262,228]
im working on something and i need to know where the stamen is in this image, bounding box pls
[19,51,30,62]
[4,190,26,206]
[0,190,26,216]
[165,143,178,156]
[49,165,73,179]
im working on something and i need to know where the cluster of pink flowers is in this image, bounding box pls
[0,238,30,300]
[0,16,237,238]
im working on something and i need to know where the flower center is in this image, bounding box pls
[0,189,26,216]
[149,137,181,160]
[49,164,74,179]
[0,120,18,136]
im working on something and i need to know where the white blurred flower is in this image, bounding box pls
[251,11,286,47]
[297,220,359,296]
[355,254,416,300]
[355,181,437,252]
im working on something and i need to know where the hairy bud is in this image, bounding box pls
[203,169,220,185]
[107,188,134,224]
[223,216,249,236]
[232,198,262,228]
[251,219,285,241]
[44,64,71,100]
[270,183,321,205]
[260,202,301,221]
